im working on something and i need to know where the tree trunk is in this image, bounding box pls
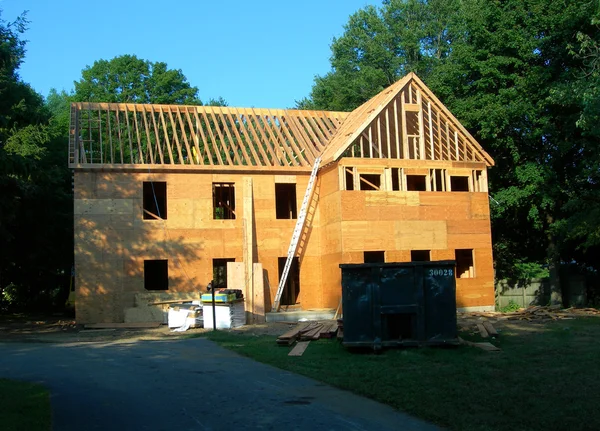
[547,216,563,306]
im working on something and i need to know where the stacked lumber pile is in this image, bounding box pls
[276,321,338,345]
[463,305,600,321]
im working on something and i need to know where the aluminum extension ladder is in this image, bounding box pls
[271,157,321,312]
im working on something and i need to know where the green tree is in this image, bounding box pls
[301,0,600,302]
[0,9,73,310]
[73,55,201,104]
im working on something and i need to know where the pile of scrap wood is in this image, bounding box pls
[276,321,338,345]
[462,305,600,321]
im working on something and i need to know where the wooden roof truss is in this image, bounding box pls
[321,73,494,167]
[68,103,347,169]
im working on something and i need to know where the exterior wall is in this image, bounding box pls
[318,165,343,309]
[317,158,495,310]
[74,170,314,323]
[74,158,495,323]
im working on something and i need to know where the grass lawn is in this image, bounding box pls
[205,318,600,431]
[0,379,51,431]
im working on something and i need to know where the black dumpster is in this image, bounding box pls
[340,260,458,349]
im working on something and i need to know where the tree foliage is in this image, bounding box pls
[300,0,600,293]
[0,9,72,310]
[73,55,202,105]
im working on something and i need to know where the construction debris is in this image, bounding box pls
[482,321,498,336]
[462,305,600,322]
[277,321,338,345]
[288,341,310,357]
[459,337,501,352]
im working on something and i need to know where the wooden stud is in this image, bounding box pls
[132,106,144,164]
[222,108,257,166]
[158,106,175,164]
[417,89,426,160]
[115,108,124,164]
[234,109,268,166]
[394,97,400,159]
[141,107,155,164]
[175,108,196,165]
[385,107,391,159]
[454,130,459,161]
[246,110,279,166]
[124,105,135,164]
[377,116,382,158]
[182,108,203,165]
[368,125,373,158]
[401,93,409,159]
[199,109,225,165]
[150,106,165,164]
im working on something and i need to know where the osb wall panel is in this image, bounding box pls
[334,178,494,308]
[74,170,319,323]
[319,252,343,309]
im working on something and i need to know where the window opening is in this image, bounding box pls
[143,182,167,220]
[364,251,385,263]
[278,257,300,306]
[345,168,355,191]
[411,250,431,262]
[275,183,297,219]
[144,260,168,290]
[359,174,380,191]
[391,168,400,191]
[455,249,475,278]
[212,258,236,289]
[450,176,470,192]
[213,183,236,219]
[406,175,427,191]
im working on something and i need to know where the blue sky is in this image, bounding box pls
[2,0,377,109]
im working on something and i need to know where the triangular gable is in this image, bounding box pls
[320,73,494,167]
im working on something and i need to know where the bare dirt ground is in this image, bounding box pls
[0,310,578,344]
[0,313,301,343]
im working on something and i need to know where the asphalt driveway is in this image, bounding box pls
[0,337,440,430]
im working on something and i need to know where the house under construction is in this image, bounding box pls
[70,73,495,324]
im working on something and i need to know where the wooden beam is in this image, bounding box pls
[246,110,279,166]
[199,109,225,165]
[149,107,165,164]
[417,89,426,160]
[216,107,249,166]
[141,107,155,164]
[115,109,124,164]
[394,97,400,159]
[264,110,293,166]
[377,116,382,158]
[401,92,409,159]
[234,109,269,166]
[124,105,135,164]
[368,125,373,158]
[222,108,258,166]
[132,107,145,164]
[158,106,175,164]
[182,108,203,165]
[175,108,196,165]
[385,107,391,159]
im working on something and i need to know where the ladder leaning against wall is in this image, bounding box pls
[271,157,321,312]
